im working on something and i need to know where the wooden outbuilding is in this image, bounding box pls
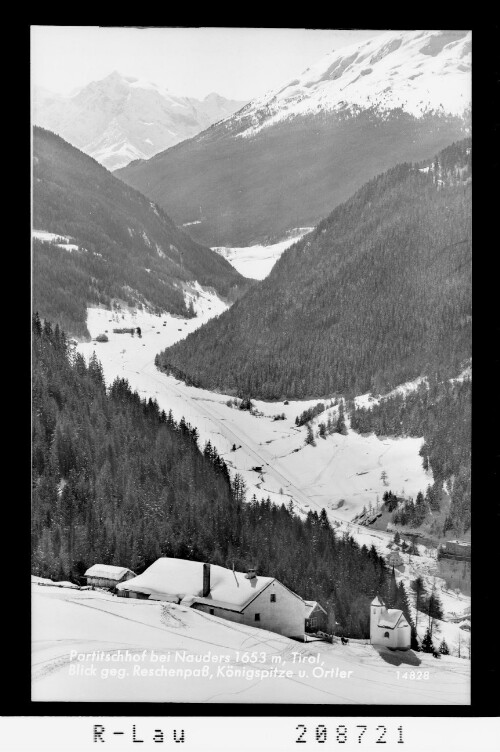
[84,564,136,590]
[304,600,328,633]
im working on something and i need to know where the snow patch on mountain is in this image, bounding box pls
[33,230,72,244]
[33,230,84,254]
[233,30,470,138]
[182,281,229,318]
[354,376,429,410]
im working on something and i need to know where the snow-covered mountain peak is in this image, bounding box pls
[71,71,171,105]
[33,74,247,170]
[234,30,471,137]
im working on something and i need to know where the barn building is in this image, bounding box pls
[438,540,471,561]
[116,558,306,639]
[84,564,136,590]
[304,601,328,633]
[370,595,411,650]
[385,551,404,569]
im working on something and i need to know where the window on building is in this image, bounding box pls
[270,593,276,602]
[254,613,260,622]
[384,631,390,638]
[209,608,214,615]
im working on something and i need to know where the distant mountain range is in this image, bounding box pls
[32,127,251,339]
[33,72,247,170]
[156,139,471,400]
[117,30,471,247]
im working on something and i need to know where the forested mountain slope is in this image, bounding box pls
[117,30,470,246]
[32,127,250,339]
[351,375,471,535]
[32,316,402,638]
[156,140,471,400]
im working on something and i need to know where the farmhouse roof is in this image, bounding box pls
[84,564,135,581]
[116,557,303,613]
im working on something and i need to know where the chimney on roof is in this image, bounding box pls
[203,563,211,597]
[245,567,257,580]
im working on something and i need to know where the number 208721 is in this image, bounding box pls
[295,724,405,744]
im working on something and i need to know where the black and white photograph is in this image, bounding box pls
[31,26,472,707]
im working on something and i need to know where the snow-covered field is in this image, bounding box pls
[212,229,313,279]
[32,584,470,704]
[78,304,431,526]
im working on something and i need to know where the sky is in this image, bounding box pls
[31,26,386,101]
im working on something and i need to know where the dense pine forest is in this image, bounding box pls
[32,127,251,339]
[32,316,409,638]
[350,375,471,535]
[156,140,471,400]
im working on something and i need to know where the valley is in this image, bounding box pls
[212,227,314,279]
[30,28,473,710]
[32,127,251,339]
[78,304,431,526]
[76,302,470,658]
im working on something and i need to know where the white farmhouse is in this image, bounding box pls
[370,595,411,650]
[116,557,306,639]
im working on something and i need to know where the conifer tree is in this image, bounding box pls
[439,638,450,655]
[305,424,316,447]
[411,576,427,636]
[421,627,434,653]
[231,473,247,505]
[319,509,331,530]
[387,566,398,608]
[336,402,347,434]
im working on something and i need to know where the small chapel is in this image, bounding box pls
[370,595,411,650]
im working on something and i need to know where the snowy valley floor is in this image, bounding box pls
[211,229,313,280]
[75,304,471,657]
[32,585,470,704]
[77,304,431,526]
